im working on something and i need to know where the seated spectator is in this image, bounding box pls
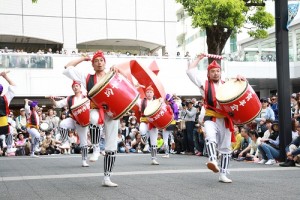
[280,130,300,167]
[15,133,27,156]
[131,132,145,152]
[119,120,129,138]
[157,132,164,153]
[232,126,251,160]
[255,97,275,137]
[124,135,136,153]
[245,130,261,161]
[258,121,280,165]
[262,119,273,139]
[128,117,139,132]
[68,130,78,154]
[231,125,243,152]
[129,128,139,140]
[117,129,125,153]
[291,118,299,141]
[40,131,61,155]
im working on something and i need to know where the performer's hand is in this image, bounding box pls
[236,75,246,81]
[134,83,145,89]
[81,54,91,61]
[196,53,206,60]
[110,65,119,73]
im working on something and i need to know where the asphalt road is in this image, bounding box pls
[0,153,299,200]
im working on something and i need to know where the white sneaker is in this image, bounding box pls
[151,159,159,165]
[30,154,39,158]
[82,161,89,167]
[102,179,118,187]
[219,174,232,183]
[170,149,176,154]
[143,144,149,152]
[162,154,169,158]
[100,151,106,156]
[258,159,267,164]
[206,161,220,173]
[34,147,41,152]
[265,159,276,165]
[89,152,100,162]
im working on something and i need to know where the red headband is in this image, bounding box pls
[207,60,221,71]
[92,50,106,63]
[145,85,154,92]
[72,81,81,87]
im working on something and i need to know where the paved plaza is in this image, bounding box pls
[0,153,299,200]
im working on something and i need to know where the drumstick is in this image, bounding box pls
[203,53,223,60]
[45,96,66,99]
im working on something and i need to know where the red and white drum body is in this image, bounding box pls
[144,99,174,129]
[88,71,140,120]
[70,98,90,127]
[216,80,261,125]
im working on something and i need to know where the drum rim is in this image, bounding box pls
[113,94,140,120]
[217,81,249,103]
[70,98,90,110]
[234,106,262,125]
[158,117,174,129]
[88,71,115,97]
[144,99,162,117]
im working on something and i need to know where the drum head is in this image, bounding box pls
[70,98,90,110]
[40,122,50,132]
[88,71,115,97]
[216,79,248,103]
[144,99,161,116]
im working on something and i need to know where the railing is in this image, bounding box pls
[0,53,53,69]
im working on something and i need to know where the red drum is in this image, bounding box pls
[144,99,174,129]
[216,79,262,125]
[70,98,90,127]
[88,71,140,119]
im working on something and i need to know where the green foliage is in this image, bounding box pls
[32,0,38,3]
[176,0,274,53]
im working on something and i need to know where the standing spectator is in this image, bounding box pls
[181,101,197,155]
[119,120,129,138]
[270,95,279,121]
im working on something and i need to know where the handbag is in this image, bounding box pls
[178,120,186,130]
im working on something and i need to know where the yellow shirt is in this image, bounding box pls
[231,133,243,151]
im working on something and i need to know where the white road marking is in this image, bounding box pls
[1,167,299,182]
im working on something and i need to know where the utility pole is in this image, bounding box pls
[275,0,292,160]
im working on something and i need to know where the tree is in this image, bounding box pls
[32,0,38,3]
[176,0,274,60]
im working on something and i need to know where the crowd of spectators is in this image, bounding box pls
[0,91,300,169]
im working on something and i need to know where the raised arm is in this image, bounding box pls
[64,55,90,69]
[188,53,205,70]
[0,71,15,86]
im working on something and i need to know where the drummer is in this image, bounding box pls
[63,50,119,187]
[49,81,89,167]
[24,99,41,158]
[139,85,163,165]
[0,71,16,154]
[161,93,179,158]
[186,53,245,183]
